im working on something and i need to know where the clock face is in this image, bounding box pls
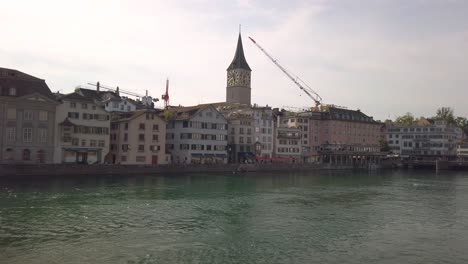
[227,70,250,87]
[227,71,236,86]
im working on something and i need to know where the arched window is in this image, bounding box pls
[37,150,46,163]
[22,149,31,161]
[5,148,13,160]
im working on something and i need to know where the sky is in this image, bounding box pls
[1,0,467,121]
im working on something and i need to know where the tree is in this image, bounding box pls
[163,110,173,120]
[434,107,455,124]
[395,112,416,125]
[379,139,391,152]
[455,116,468,136]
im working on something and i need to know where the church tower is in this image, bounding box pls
[226,33,251,105]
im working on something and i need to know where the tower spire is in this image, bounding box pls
[227,31,251,71]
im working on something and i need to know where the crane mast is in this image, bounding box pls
[248,37,322,107]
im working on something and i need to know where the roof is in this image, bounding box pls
[59,92,94,103]
[112,109,164,122]
[0,67,56,100]
[75,88,120,102]
[319,106,378,124]
[227,33,251,71]
[166,104,224,121]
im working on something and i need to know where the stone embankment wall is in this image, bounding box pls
[0,163,361,177]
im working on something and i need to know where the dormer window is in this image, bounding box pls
[9,87,16,96]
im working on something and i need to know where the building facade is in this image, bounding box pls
[386,119,463,157]
[226,33,252,106]
[0,67,58,164]
[54,93,110,164]
[109,109,168,165]
[166,105,228,164]
[217,104,274,163]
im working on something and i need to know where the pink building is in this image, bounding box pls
[279,106,384,164]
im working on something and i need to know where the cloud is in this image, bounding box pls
[1,0,467,119]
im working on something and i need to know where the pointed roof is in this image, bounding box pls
[227,33,251,71]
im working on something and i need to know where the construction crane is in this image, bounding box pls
[87,82,159,106]
[248,37,322,107]
[161,78,170,108]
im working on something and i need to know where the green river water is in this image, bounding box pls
[1,170,468,264]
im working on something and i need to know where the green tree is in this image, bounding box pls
[395,112,416,125]
[434,107,455,124]
[379,139,391,152]
[455,116,468,135]
[163,110,173,120]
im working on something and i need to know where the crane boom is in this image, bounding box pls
[248,37,322,107]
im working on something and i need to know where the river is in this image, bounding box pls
[1,170,468,263]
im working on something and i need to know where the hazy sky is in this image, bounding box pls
[1,0,467,120]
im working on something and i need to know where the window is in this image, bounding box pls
[22,149,30,160]
[39,111,48,121]
[124,133,128,141]
[92,105,96,110]
[81,139,86,146]
[239,137,244,143]
[120,105,124,111]
[138,134,145,141]
[206,145,212,150]
[122,144,129,152]
[82,103,88,109]
[7,127,15,142]
[153,124,159,131]
[98,140,105,147]
[39,129,47,143]
[7,108,16,119]
[136,156,146,162]
[70,102,76,108]
[127,106,131,111]
[68,112,79,119]
[23,128,32,142]
[124,123,128,130]
[139,123,145,130]
[138,145,145,152]
[112,102,119,108]
[121,156,127,162]
[9,87,16,96]
[153,134,158,141]
[90,140,97,147]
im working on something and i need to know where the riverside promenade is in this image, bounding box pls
[0,163,362,177]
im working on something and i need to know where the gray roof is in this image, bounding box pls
[0,67,55,100]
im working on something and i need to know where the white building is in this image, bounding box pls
[166,104,228,164]
[54,93,110,164]
[386,119,463,157]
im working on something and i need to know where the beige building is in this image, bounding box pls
[109,109,169,165]
[54,93,110,164]
[0,67,58,164]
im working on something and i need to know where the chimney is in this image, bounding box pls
[116,86,120,96]
[97,81,100,92]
